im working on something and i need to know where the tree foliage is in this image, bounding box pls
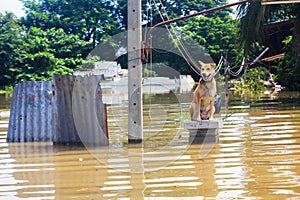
[0,12,90,86]
[21,0,122,47]
[1,0,299,91]
[181,15,238,63]
[0,13,24,87]
[0,0,239,88]
[236,2,300,90]
[13,27,90,82]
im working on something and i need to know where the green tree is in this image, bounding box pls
[237,2,294,55]
[236,2,300,90]
[117,0,233,28]
[181,15,238,63]
[0,12,24,87]
[1,0,240,87]
[13,27,90,82]
[21,0,122,47]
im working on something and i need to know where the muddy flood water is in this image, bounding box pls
[0,90,300,200]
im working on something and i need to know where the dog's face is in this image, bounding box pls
[199,60,216,82]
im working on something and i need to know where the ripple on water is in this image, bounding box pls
[0,92,300,199]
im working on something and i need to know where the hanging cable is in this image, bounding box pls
[156,0,199,66]
[151,0,201,75]
[214,56,223,75]
[227,57,245,77]
[229,66,244,77]
[144,0,149,79]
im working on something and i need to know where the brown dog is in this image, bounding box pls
[190,61,217,121]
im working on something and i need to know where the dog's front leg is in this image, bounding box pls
[196,98,202,121]
[189,101,197,121]
[209,97,215,119]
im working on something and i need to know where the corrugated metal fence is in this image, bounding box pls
[7,81,52,142]
[52,75,108,145]
[7,75,108,145]
[52,75,78,144]
[71,75,108,146]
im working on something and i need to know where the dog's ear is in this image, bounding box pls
[210,63,216,68]
[199,60,216,68]
[198,60,205,66]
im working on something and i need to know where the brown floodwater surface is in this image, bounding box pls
[0,91,300,199]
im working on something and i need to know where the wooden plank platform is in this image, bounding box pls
[184,119,223,144]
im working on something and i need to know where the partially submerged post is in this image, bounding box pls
[127,0,143,143]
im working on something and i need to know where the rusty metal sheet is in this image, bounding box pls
[7,81,53,142]
[52,75,79,144]
[52,74,108,145]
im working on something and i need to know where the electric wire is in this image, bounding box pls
[228,57,245,76]
[151,0,201,75]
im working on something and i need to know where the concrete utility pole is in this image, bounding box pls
[127,0,143,143]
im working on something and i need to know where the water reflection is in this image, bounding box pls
[0,94,11,110]
[0,91,300,199]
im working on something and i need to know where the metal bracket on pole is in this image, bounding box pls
[128,0,143,143]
